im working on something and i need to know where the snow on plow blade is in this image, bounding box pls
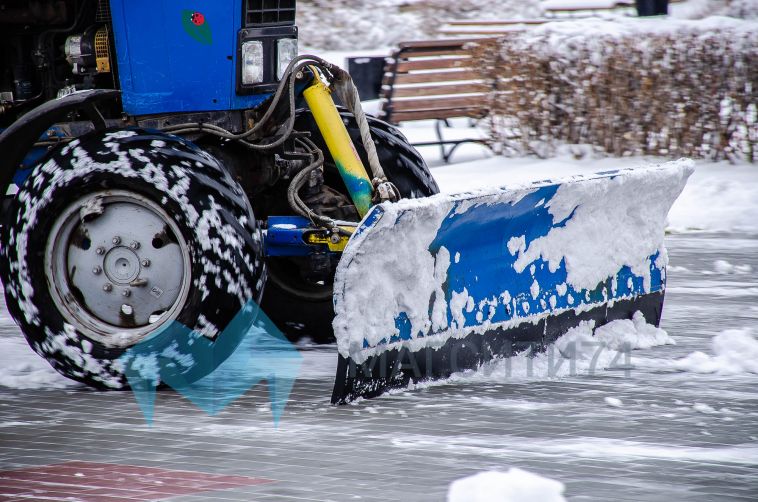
[331,160,694,404]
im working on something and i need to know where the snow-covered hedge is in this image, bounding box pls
[475,17,757,161]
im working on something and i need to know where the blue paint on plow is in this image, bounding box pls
[381,181,664,347]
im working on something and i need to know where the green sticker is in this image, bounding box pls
[182,10,212,45]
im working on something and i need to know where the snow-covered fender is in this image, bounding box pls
[0,89,121,199]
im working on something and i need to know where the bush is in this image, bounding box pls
[474,17,757,162]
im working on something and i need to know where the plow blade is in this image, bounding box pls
[331,160,693,403]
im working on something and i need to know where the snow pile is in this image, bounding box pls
[593,311,675,350]
[447,468,566,502]
[666,163,758,233]
[334,161,690,361]
[668,328,758,376]
[713,260,753,275]
[553,313,675,362]
[445,311,675,384]
[0,335,76,390]
[604,396,623,407]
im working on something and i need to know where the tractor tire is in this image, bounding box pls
[262,111,439,342]
[0,129,265,389]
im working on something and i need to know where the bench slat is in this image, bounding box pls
[383,69,482,85]
[394,57,473,72]
[388,95,487,112]
[392,48,471,58]
[389,83,490,98]
[445,19,547,26]
[386,107,487,122]
[397,38,489,49]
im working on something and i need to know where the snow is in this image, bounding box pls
[399,434,758,465]
[447,468,566,502]
[511,160,692,293]
[0,332,77,390]
[713,260,753,275]
[542,0,631,9]
[604,396,623,407]
[334,161,689,361]
[419,139,758,235]
[392,311,676,388]
[668,328,758,376]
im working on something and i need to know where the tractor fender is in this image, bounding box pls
[0,89,121,198]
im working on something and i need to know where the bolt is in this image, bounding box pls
[92,266,102,275]
[122,289,131,298]
[330,233,342,244]
[103,283,113,292]
[112,236,121,245]
[96,247,105,255]
[130,241,140,250]
[121,304,134,316]
[141,259,151,267]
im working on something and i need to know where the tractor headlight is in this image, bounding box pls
[277,38,298,80]
[241,40,265,85]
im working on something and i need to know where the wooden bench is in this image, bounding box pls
[378,38,495,163]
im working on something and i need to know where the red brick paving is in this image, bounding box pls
[0,461,274,501]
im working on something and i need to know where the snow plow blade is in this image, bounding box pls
[331,160,693,404]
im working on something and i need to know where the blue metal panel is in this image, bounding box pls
[109,0,269,116]
[265,216,314,257]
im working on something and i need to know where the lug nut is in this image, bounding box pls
[130,241,141,250]
[112,236,121,245]
[96,247,105,255]
[122,289,131,297]
[141,259,151,267]
[103,283,113,292]
[92,266,102,275]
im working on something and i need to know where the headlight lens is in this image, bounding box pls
[241,40,264,85]
[277,38,298,80]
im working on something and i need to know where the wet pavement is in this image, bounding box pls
[1,232,757,501]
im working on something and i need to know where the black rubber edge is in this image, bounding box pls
[331,290,665,404]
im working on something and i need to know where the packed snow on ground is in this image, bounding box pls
[0,332,76,390]
[396,433,758,464]
[447,468,566,502]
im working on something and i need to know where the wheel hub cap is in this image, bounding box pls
[45,191,192,347]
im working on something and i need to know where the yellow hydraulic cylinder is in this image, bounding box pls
[302,74,373,217]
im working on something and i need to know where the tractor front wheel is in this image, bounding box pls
[0,129,265,389]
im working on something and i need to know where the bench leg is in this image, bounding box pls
[437,119,455,163]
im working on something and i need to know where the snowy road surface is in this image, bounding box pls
[1,152,757,500]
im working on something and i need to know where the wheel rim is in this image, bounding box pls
[45,190,192,348]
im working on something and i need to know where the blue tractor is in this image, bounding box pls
[0,0,437,391]
[0,1,687,403]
